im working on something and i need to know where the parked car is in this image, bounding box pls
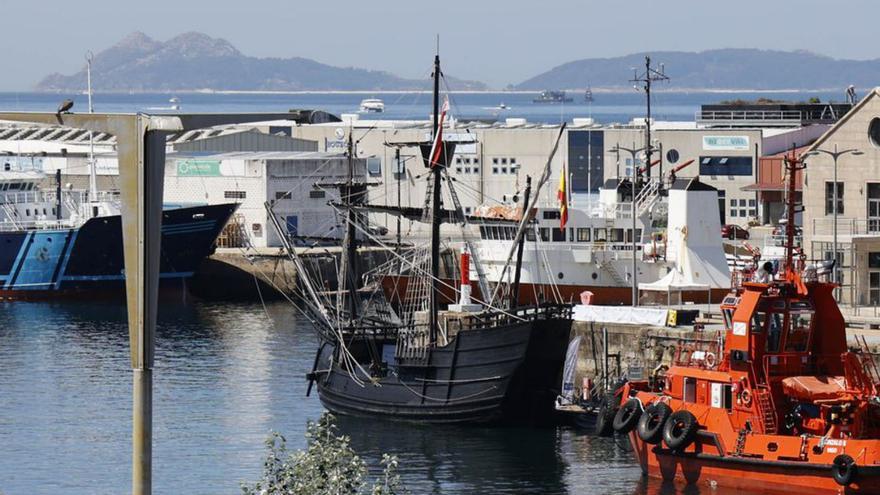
[721,224,750,240]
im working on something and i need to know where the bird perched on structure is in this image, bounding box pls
[56,99,74,116]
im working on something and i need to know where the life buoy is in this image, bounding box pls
[613,398,643,433]
[832,454,858,486]
[741,388,752,407]
[637,402,672,444]
[704,352,717,369]
[663,410,699,451]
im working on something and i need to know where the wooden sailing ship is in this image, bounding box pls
[267,54,572,423]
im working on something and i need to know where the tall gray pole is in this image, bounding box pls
[833,143,839,295]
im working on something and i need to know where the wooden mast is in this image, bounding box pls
[429,53,441,343]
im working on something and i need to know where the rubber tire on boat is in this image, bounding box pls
[663,410,699,451]
[832,454,858,487]
[594,397,617,437]
[637,402,672,445]
[612,398,642,433]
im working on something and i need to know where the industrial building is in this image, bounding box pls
[273,114,827,238]
[802,88,880,307]
[163,151,364,248]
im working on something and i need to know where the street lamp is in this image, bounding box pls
[805,144,863,301]
[610,142,648,307]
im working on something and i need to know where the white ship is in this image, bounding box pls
[359,98,385,113]
[472,176,731,306]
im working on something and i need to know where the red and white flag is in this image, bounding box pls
[429,97,450,168]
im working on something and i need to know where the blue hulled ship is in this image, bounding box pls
[0,171,236,298]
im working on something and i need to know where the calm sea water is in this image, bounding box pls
[0,90,839,126]
[0,298,768,495]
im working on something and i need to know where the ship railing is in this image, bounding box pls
[696,109,805,124]
[671,338,722,368]
[0,218,75,232]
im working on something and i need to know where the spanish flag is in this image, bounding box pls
[557,166,568,230]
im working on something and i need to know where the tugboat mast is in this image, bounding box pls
[344,131,359,320]
[429,53,442,343]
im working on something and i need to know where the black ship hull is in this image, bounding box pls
[0,203,237,298]
[314,309,572,424]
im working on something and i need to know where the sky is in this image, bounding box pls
[3,0,880,91]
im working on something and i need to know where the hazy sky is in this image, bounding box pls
[4,0,880,90]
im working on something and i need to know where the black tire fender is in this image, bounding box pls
[612,398,642,433]
[594,398,617,437]
[637,402,672,445]
[832,454,858,487]
[662,410,699,451]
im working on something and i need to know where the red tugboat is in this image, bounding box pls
[610,150,880,493]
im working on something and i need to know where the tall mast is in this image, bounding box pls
[86,51,98,217]
[344,131,359,320]
[429,52,442,343]
[630,56,668,185]
[511,176,531,306]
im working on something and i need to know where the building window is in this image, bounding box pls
[456,157,462,164]
[870,118,880,148]
[464,167,471,174]
[225,191,246,199]
[825,182,844,215]
[367,157,382,177]
[501,158,508,165]
[492,158,499,165]
[309,190,326,199]
[730,209,738,217]
[473,167,480,174]
[455,167,462,173]
[492,167,499,174]
[275,191,291,200]
[739,199,747,207]
[501,167,508,174]
[577,228,590,242]
[730,199,737,206]
[748,199,757,207]
[473,158,479,165]
[749,209,757,216]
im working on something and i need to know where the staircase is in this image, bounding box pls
[634,179,660,217]
[597,258,627,286]
[754,385,778,434]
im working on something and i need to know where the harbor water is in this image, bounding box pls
[0,299,774,494]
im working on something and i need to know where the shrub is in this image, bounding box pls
[242,413,408,495]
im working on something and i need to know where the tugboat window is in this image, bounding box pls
[784,311,813,352]
[577,228,590,242]
[666,149,680,163]
[767,313,783,352]
[539,228,550,242]
[552,228,565,242]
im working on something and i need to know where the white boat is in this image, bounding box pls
[472,177,731,306]
[359,98,385,113]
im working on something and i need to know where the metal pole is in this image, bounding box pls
[833,143,839,301]
[86,52,98,217]
[631,143,638,307]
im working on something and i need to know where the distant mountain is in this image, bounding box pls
[36,32,487,92]
[516,49,880,91]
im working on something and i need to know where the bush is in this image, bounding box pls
[242,413,408,495]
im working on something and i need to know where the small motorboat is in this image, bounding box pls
[359,98,385,113]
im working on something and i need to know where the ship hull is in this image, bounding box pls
[316,312,572,424]
[0,203,237,298]
[632,432,880,494]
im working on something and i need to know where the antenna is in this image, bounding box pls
[630,56,670,185]
[436,34,440,57]
[85,50,98,217]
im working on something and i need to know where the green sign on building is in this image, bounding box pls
[177,159,222,176]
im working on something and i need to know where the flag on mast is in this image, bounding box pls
[557,164,568,230]
[429,97,450,168]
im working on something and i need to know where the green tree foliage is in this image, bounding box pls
[242,413,408,495]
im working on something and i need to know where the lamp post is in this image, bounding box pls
[805,144,863,301]
[610,142,648,307]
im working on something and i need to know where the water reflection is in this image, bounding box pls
[0,299,775,495]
